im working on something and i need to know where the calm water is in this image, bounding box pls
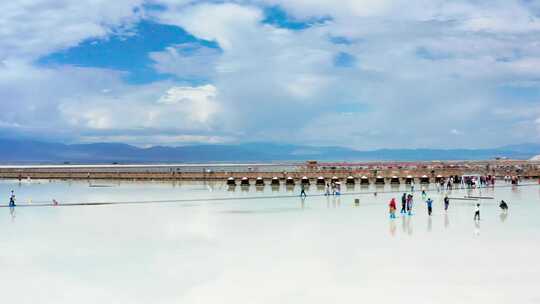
[1,179,539,303]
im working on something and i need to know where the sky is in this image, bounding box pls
[1,0,540,149]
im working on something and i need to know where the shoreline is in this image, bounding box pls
[1,160,538,183]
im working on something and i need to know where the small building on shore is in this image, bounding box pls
[360,176,369,185]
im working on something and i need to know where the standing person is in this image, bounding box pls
[407,194,414,216]
[300,184,307,198]
[9,190,16,207]
[410,180,415,192]
[389,198,397,219]
[421,188,427,200]
[426,198,433,216]
[444,195,450,211]
[400,193,407,214]
[474,203,481,221]
[325,183,331,196]
[499,200,508,212]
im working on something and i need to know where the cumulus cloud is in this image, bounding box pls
[0,0,144,61]
[148,1,540,148]
[59,84,220,131]
[0,1,226,146]
[1,0,540,148]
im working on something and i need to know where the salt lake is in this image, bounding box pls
[1,179,539,303]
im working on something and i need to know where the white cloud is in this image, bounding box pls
[0,0,144,61]
[157,3,263,50]
[2,0,540,148]
[0,2,227,146]
[59,84,221,131]
[150,43,220,79]
[157,84,220,124]
[147,1,540,148]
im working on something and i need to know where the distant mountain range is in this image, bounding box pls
[0,138,539,164]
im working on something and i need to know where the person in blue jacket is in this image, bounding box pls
[426,198,433,216]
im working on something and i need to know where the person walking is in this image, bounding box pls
[444,195,450,211]
[426,198,433,216]
[400,193,407,214]
[474,203,481,221]
[300,184,307,198]
[406,194,414,216]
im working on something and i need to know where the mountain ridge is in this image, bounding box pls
[0,138,538,164]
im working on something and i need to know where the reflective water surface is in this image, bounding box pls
[1,179,539,303]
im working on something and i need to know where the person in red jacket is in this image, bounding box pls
[389,198,397,219]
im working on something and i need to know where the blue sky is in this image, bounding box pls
[1,0,540,149]
[38,20,220,84]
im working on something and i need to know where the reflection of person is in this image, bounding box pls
[407,216,413,236]
[9,206,16,221]
[499,212,508,223]
[389,219,396,237]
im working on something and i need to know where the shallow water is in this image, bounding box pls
[1,180,539,304]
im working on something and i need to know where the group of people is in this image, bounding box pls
[503,176,520,185]
[301,182,342,198]
[437,175,498,190]
[388,193,417,218]
[324,182,341,196]
[389,190,509,222]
